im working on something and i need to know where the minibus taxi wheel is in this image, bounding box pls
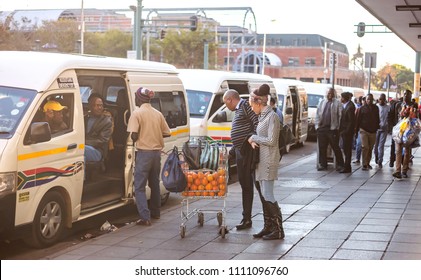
[25,191,66,248]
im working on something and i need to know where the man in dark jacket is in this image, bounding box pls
[84,93,113,162]
[355,93,380,170]
[339,92,355,173]
[223,89,258,230]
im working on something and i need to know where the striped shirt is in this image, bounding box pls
[231,99,258,149]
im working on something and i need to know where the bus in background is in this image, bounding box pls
[301,82,343,139]
[273,78,308,151]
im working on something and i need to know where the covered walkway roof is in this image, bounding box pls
[356,0,421,52]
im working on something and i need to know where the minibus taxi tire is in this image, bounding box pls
[25,191,66,248]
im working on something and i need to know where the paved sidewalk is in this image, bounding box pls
[45,145,421,260]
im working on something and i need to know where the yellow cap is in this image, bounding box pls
[43,100,67,112]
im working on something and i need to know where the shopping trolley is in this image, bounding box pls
[179,139,229,238]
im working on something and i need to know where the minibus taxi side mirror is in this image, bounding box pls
[213,111,227,123]
[25,122,52,145]
[285,107,293,115]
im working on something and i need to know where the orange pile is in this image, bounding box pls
[181,167,227,197]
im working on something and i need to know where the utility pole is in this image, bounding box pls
[136,0,143,60]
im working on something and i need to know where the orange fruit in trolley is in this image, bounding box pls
[197,184,205,191]
[217,176,225,184]
[197,171,204,179]
[217,168,226,176]
[205,183,212,191]
[219,184,226,190]
[206,174,214,182]
[194,178,201,186]
[201,178,208,186]
[187,174,193,183]
[218,190,225,196]
[208,192,215,197]
[192,172,198,180]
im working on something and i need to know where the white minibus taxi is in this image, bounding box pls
[301,82,343,139]
[273,79,308,151]
[178,69,276,146]
[0,51,189,247]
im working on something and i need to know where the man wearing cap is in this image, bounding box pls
[339,92,356,173]
[127,87,171,226]
[43,100,68,134]
[84,93,113,163]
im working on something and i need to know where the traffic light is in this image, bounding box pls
[357,22,365,37]
[190,15,198,31]
[160,29,166,39]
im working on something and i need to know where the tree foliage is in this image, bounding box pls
[84,29,132,58]
[372,64,413,92]
[34,20,80,52]
[155,28,217,69]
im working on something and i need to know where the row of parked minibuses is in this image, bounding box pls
[0,51,313,248]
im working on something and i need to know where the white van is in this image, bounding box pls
[0,51,189,247]
[301,82,343,139]
[272,79,308,151]
[178,69,276,146]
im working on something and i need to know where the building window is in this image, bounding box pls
[288,57,299,66]
[224,56,235,66]
[305,57,316,66]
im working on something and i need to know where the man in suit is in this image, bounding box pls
[315,87,344,171]
[339,92,356,173]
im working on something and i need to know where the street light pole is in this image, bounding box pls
[80,0,85,54]
[136,0,143,60]
[261,32,267,75]
[323,42,327,83]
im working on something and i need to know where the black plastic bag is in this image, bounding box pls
[182,139,202,170]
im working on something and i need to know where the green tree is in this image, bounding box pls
[34,19,80,53]
[373,64,413,92]
[0,19,36,51]
[156,28,216,68]
[85,29,132,58]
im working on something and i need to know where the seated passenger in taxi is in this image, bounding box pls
[84,93,113,162]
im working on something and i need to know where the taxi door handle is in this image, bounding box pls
[67,143,77,150]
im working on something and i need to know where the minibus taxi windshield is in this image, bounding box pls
[0,87,35,138]
[186,89,213,118]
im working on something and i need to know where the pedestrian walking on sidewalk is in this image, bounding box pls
[374,93,390,168]
[127,87,171,226]
[223,89,258,230]
[388,94,403,167]
[248,87,284,240]
[355,93,380,171]
[315,87,344,171]
[353,96,365,164]
[393,89,418,179]
[339,92,355,173]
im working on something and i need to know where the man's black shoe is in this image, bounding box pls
[236,219,252,230]
[389,162,394,167]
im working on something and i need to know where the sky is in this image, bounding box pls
[0,0,416,71]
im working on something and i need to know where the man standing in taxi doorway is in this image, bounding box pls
[127,87,171,226]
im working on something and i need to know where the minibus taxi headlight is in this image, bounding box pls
[0,172,17,194]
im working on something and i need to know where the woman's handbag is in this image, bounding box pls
[182,139,201,170]
[161,146,187,193]
[200,141,220,170]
